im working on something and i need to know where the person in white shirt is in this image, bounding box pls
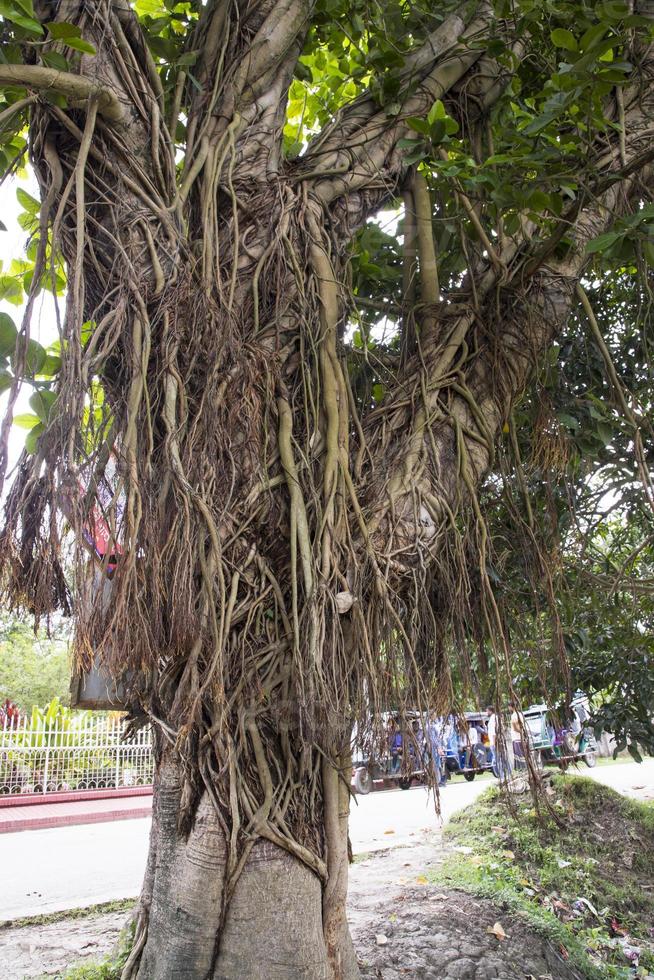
[510,704,526,767]
[465,722,479,768]
[486,706,511,777]
[486,708,496,749]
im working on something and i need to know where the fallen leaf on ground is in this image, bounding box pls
[384,829,395,835]
[560,944,569,960]
[375,934,388,946]
[491,826,506,834]
[415,875,428,885]
[502,850,515,860]
[487,922,507,941]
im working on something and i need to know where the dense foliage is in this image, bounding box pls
[0,617,69,709]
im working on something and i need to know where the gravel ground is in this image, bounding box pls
[2,834,582,979]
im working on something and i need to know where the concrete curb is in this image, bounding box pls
[0,797,152,834]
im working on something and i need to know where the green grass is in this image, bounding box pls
[430,776,654,979]
[594,754,638,768]
[0,897,135,931]
[44,930,132,980]
[31,908,135,980]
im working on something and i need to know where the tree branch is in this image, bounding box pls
[0,65,123,122]
[301,8,494,208]
[360,28,654,552]
[185,0,315,182]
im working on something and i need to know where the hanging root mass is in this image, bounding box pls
[2,4,651,946]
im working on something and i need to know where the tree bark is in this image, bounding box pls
[134,750,357,980]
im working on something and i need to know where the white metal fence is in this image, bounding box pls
[0,715,153,796]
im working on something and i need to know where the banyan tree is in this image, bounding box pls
[0,0,653,976]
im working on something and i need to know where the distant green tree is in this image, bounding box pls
[0,617,70,711]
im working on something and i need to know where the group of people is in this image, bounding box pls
[384,712,488,787]
[383,705,530,784]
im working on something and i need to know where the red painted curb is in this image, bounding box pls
[0,804,152,834]
[0,786,153,808]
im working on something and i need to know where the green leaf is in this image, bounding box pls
[406,117,431,136]
[579,23,607,52]
[29,388,57,422]
[16,186,39,213]
[25,421,44,454]
[38,353,62,377]
[550,28,578,52]
[586,230,621,254]
[41,51,70,71]
[45,21,82,40]
[0,275,23,306]
[557,412,580,431]
[134,0,167,15]
[12,338,46,375]
[596,421,613,446]
[13,412,41,430]
[64,36,97,55]
[0,1,43,34]
[81,320,96,345]
[427,99,447,126]
[0,312,18,356]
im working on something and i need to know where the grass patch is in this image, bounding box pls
[41,919,134,980]
[0,897,135,931]
[430,775,654,979]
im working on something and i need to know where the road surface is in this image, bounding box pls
[0,759,651,922]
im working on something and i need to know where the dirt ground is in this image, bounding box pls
[2,833,583,979]
[349,840,583,980]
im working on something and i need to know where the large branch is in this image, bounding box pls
[359,28,654,555]
[300,8,495,210]
[183,0,315,182]
[0,65,123,122]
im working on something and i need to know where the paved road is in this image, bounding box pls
[0,760,651,922]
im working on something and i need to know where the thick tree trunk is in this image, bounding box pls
[134,753,358,980]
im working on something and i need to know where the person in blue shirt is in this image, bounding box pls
[387,717,402,773]
[426,712,447,786]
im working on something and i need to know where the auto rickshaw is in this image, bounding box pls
[522,696,597,769]
[351,712,427,794]
[444,712,496,781]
